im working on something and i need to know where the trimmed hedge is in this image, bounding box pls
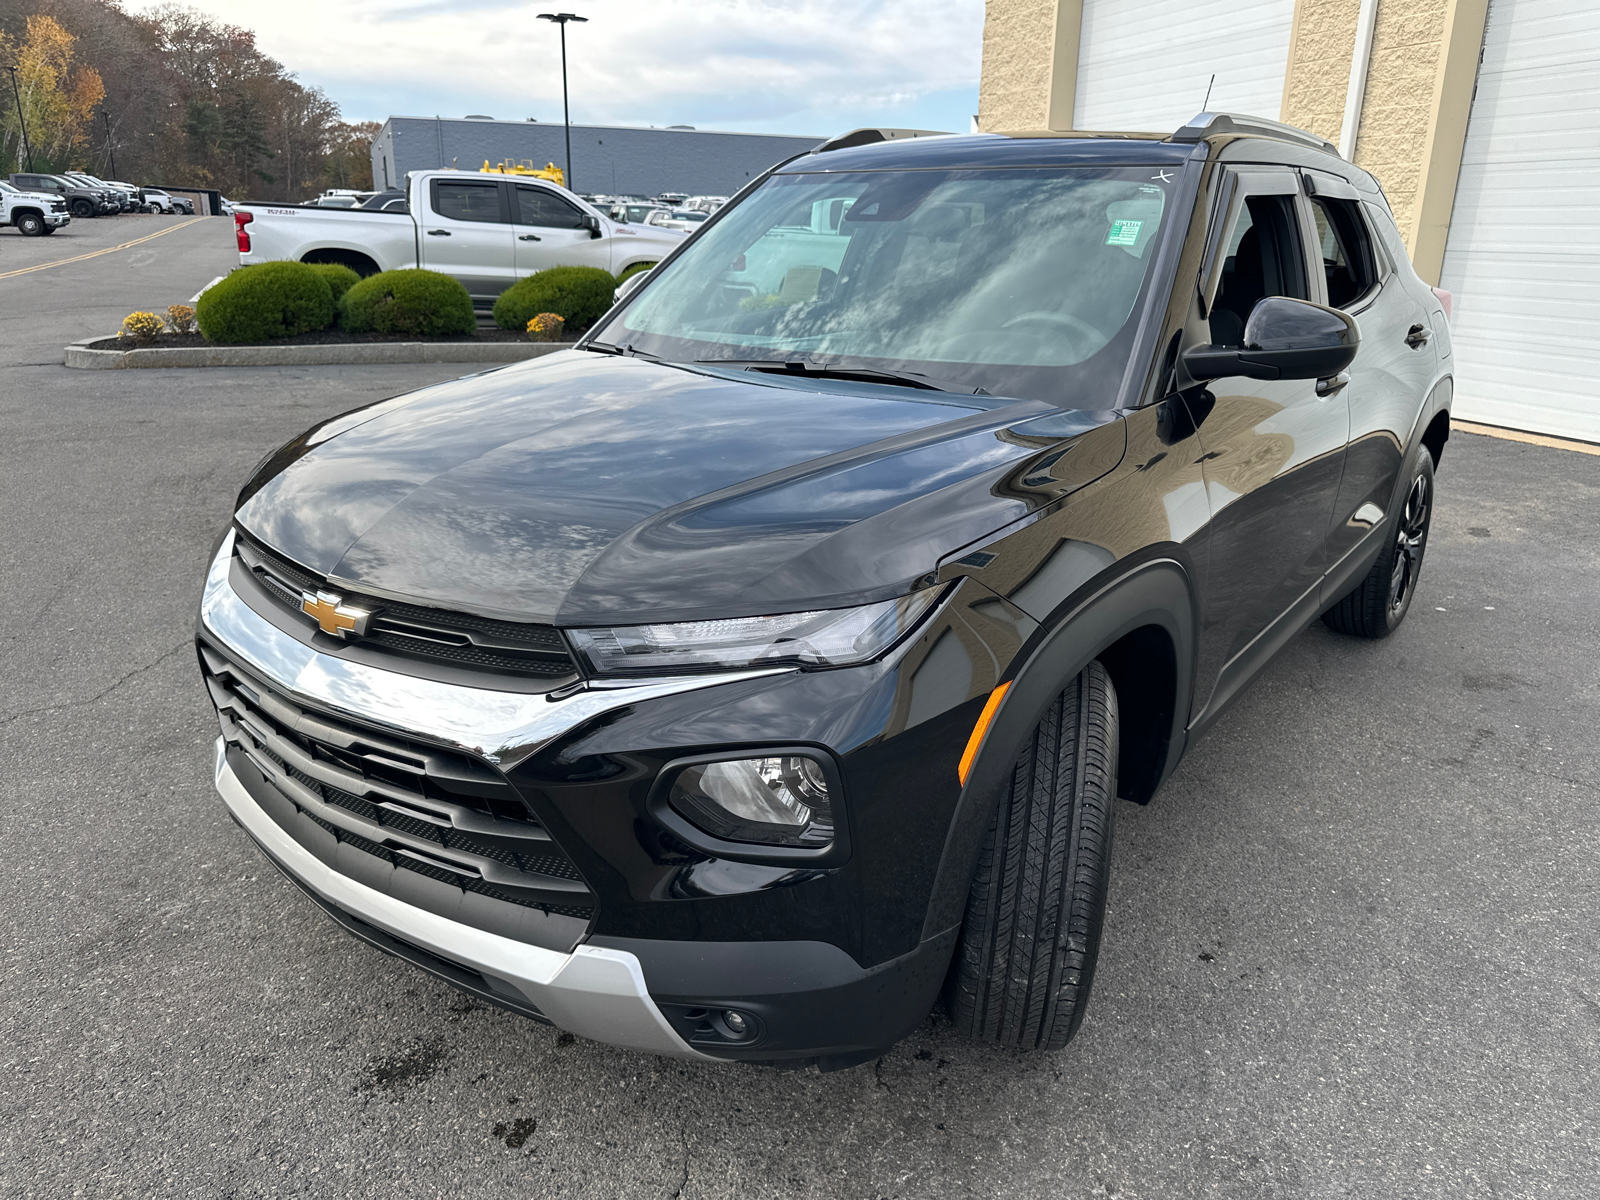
[196,262,335,344]
[339,269,475,337]
[493,266,616,333]
[308,261,361,302]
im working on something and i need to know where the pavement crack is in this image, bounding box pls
[0,640,188,727]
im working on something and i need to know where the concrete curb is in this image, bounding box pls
[63,337,567,370]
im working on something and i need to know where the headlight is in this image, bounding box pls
[668,754,835,847]
[567,587,945,676]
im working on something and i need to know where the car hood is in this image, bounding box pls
[235,352,1125,625]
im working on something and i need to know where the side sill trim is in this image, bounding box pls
[213,737,718,1061]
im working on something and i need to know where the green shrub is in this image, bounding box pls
[196,262,335,344]
[307,261,361,302]
[340,269,475,337]
[493,266,616,332]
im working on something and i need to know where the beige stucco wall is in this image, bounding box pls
[1351,0,1452,245]
[1280,0,1364,146]
[978,0,1057,129]
[977,0,1081,131]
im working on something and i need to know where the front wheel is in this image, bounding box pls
[946,661,1119,1050]
[1323,451,1435,638]
[70,199,95,218]
[15,212,46,236]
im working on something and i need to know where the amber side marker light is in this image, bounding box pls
[957,681,1012,785]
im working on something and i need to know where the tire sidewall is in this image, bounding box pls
[16,213,44,236]
[1383,448,1436,632]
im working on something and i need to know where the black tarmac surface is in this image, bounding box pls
[2,216,1596,1198]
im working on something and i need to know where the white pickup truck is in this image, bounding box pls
[0,180,72,236]
[233,170,688,305]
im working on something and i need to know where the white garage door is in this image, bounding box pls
[1438,0,1600,441]
[1073,0,1296,132]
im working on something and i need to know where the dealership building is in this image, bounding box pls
[979,0,1598,441]
[369,116,822,202]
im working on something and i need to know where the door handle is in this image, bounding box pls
[518,234,541,241]
[426,229,451,237]
[1316,372,1350,398]
[1405,323,1431,348]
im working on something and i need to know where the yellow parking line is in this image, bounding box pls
[1452,419,1600,458]
[0,216,209,280]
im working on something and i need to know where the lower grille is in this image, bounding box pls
[201,641,596,949]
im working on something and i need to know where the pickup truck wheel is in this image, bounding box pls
[947,661,1118,1051]
[1322,451,1435,638]
[70,199,96,218]
[15,212,46,236]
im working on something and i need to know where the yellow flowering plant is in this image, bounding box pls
[525,312,566,342]
[118,311,165,345]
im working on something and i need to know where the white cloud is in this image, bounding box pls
[126,0,983,134]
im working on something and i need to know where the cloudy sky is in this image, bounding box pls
[127,0,984,138]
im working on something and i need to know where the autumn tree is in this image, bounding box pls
[0,14,104,172]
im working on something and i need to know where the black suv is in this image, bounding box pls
[197,112,1451,1069]
[9,173,108,218]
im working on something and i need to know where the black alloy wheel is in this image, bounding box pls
[70,198,95,218]
[946,661,1119,1051]
[1323,450,1436,638]
[15,211,45,236]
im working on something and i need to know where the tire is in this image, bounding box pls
[947,661,1119,1050]
[41,225,56,235]
[70,199,95,219]
[1322,450,1435,638]
[15,212,45,237]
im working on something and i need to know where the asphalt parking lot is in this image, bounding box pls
[2,219,1596,1199]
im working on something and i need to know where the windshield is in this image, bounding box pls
[594,166,1176,405]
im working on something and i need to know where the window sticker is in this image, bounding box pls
[1106,218,1143,247]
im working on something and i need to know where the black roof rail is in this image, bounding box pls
[813,128,954,154]
[1169,112,1338,157]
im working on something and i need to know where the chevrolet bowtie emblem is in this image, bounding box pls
[300,590,373,638]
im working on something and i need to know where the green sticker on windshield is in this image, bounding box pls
[1106,218,1143,246]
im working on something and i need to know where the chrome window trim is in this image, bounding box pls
[199,529,792,768]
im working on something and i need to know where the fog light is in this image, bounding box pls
[723,1010,748,1035]
[669,754,834,847]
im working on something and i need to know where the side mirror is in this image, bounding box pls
[1184,296,1358,382]
[614,268,652,305]
[582,214,602,239]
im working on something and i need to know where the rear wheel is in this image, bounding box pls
[947,662,1119,1050]
[1322,451,1435,638]
[15,212,45,236]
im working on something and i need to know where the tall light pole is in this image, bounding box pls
[537,12,586,190]
[101,110,117,177]
[7,65,34,172]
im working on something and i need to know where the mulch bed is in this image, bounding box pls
[88,329,576,351]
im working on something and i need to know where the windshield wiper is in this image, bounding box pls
[582,340,661,361]
[693,358,988,395]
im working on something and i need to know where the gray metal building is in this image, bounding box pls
[369,116,823,197]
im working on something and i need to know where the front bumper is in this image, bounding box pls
[213,737,717,1060]
[46,213,69,227]
[198,528,1001,1063]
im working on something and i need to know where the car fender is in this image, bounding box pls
[918,556,1197,941]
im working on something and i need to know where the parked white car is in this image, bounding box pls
[644,208,710,232]
[233,170,689,305]
[142,188,180,214]
[0,179,72,235]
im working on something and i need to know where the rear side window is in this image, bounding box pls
[1311,198,1378,307]
[432,180,503,223]
[515,186,584,228]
